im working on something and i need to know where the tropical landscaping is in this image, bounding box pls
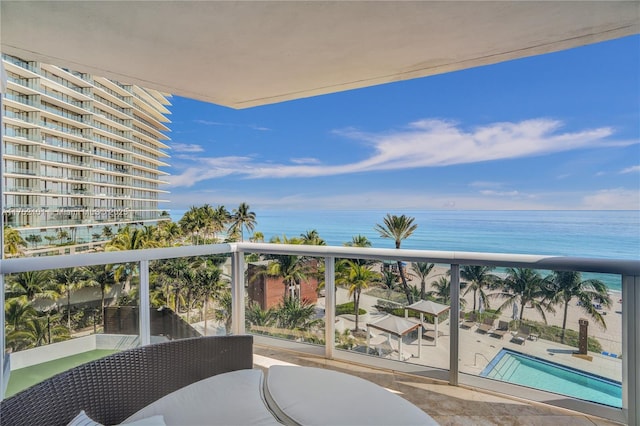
[3,208,613,357]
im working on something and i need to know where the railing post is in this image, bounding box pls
[449,263,460,386]
[622,274,639,426]
[0,271,5,400]
[325,257,336,359]
[139,260,150,346]
[231,250,245,335]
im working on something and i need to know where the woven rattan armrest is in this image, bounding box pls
[0,335,253,426]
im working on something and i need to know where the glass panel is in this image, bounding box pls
[458,267,622,408]
[245,252,325,346]
[334,257,451,371]
[149,254,231,339]
[3,263,130,395]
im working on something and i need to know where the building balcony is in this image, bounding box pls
[1,243,638,424]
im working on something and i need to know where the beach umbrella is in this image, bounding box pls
[512,302,519,320]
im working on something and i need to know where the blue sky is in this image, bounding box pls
[160,35,639,211]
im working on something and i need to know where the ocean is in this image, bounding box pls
[169,209,639,291]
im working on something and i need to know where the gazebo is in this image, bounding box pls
[405,300,451,347]
[366,315,420,361]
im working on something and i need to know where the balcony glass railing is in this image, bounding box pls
[0,244,637,424]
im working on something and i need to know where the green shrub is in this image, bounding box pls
[336,302,366,316]
[520,321,603,353]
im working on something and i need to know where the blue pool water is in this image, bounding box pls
[480,349,621,408]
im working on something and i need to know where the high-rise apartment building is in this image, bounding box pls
[1,54,171,248]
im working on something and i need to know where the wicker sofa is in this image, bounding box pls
[0,335,254,426]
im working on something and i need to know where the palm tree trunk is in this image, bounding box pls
[420,279,425,301]
[354,291,360,331]
[473,289,477,312]
[397,261,413,304]
[101,287,106,322]
[561,299,569,344]
[203,297,209,336]
[67,289,72,331]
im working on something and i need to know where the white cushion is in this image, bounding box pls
[265,365,439,426]
[67,411,102,426]
[120,415,166,425]
[123,369,281,426]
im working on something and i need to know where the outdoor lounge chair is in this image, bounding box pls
[460,312,477,329]
[0,336,254,426]
[511,325,530,345]
[477,317,495,334]
[490,320,510,339]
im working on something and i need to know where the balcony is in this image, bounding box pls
[1,243,638,424]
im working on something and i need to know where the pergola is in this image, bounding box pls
[366,314,420,361]
[405,300,451,347]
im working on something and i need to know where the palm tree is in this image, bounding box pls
[9,316,69,349]
[461,265,498,312]
[157,221,182,245]
[411,262,434,300]
[261,235,308,301]
[343,234,373,266]
[547,271,612,344]
[8,270,57,302]
[246,302,275,328]
[230,202,256,242]
[374,214,418,304]
[53,267,87,330]
[56,229,70,244]
[338,261,380,331]
[4,225,26,257]
[380,270,397,299]
[4,298,37,331]
[494,268,551,323]
[155,257,191,313]
[106,225,158,290]
[274,298,321,331]
[194,266,228,334]
[427,276,466,308]
[213,205,231,235]
[25,234,43,249]
[250,231,265,243]
[85,264,116,315]
[101,225,114,239]
[300,229,326,246]
[214,289,233,334]
[179,206,207,244]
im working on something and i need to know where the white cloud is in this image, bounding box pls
[470,181,504,189]
[167,118,634,186]
[171,143,204,153]
[620,165,640,174]
[479,190,521,197]
[581,189,640,210]
[290,157,321,165]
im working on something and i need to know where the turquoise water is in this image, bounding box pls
[481,349,621,408]
[169,209,639,291]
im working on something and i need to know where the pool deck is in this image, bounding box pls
[254,345,623,425]
[332,289,622,385]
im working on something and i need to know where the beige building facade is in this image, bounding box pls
[1,54,171,246]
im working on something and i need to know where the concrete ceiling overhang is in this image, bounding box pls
[1,1,639,109]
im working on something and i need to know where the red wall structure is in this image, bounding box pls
[247,262,319,310]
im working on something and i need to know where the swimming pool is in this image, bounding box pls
[480,349,621,408]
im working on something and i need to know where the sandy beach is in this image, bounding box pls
[406,264,623,355]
